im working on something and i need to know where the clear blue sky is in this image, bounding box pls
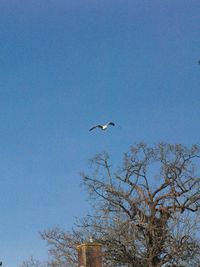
[0,1,199,266]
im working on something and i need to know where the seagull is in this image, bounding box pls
[89,122,115,131]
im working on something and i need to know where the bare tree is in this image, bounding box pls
[81,143,200,266]
[19,257,48,267]
[41,143,200,267]
[40,228,85,267]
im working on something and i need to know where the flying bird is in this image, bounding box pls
[89,122,115,131]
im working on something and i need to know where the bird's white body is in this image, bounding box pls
[102,125,108,130]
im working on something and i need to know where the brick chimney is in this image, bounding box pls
[77,239,102,267]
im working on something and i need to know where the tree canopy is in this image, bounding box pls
[24,143,200,267]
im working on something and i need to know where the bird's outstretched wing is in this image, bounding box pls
[89,125,102,131]
[108,122,115,126]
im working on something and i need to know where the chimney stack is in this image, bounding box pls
[77,239,102,267]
